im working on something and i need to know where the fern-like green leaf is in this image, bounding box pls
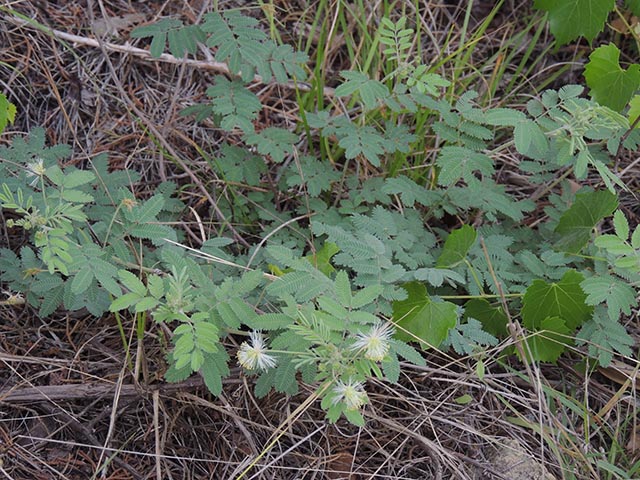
[337,124,386,166]
[245,127,297,163]
[381,176,439,207]
[274,358,299,394]
[436,146,493,186]
[125,194,164,223]
[131,20,205,58]
[446,318,498,355]
[206,77,261,133]
[580,275,636,321]
[335,71,390,110]
[577,306,633,366]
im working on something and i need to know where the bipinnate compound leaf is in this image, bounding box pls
[129,224,177,244]
[577,307,633,366]
[513,119,548,157]
[131,19,184,57]
[436,146,494,186]
[337,125,386,166]
[351,284,384,309]
[263,44,308,83]
[255,369,276,398]
[201,11,268,80]
[245,127,297,163]
[519,316,571,363]
[382,176,440,207]
[274,358,298,394]
[554,190,618,254]
[164,357,193,383]
[389,339,426,366]
[584,44,640,112]
[436,225,477,268]
[131,19,204,58]
[333,270,352,307]
[125,194,165,223]
[447,318,498,355]
[521,270,592,331]
[382,354,401,383]
[393,282,457,348]
[200,356,223,396]
[613,209,630,240]
[61,169,95,189]
[335,71,389,110]
[199,350,228,396]
[484,108,526,127]
[534,0,615,45]
[39,284,65,317]
[413,268,465,288]
[558,84,585,100]
[286,156,341,197]
[580,275,636,321]
[117,269,147,297]
[206,77,261,133]
[378,16,413,61]
[71,266,94,295]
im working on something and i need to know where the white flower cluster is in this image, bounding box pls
[351,322,394,362]
[331,378,368,410]
[236,331,277,371]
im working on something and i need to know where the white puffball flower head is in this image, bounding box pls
[351,322,394,362]
[237,331,277,371]
[332,378,368,411]
[25,158,46,187]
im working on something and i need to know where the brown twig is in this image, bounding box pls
[5,12,336,98]
[0,377,205,403]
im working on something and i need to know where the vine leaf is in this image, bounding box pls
[584,43,640,111]
[521,270,592,331]
[0,93,16,135]
[626,0,640,17]
[628,95,640,127]
[392,282,457,348]
[436,225,477,268]
[519,316,571,363]
[306,242,340,277]
[554,190,618,254]
[463,298,508,337]
[533,0,615,45]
